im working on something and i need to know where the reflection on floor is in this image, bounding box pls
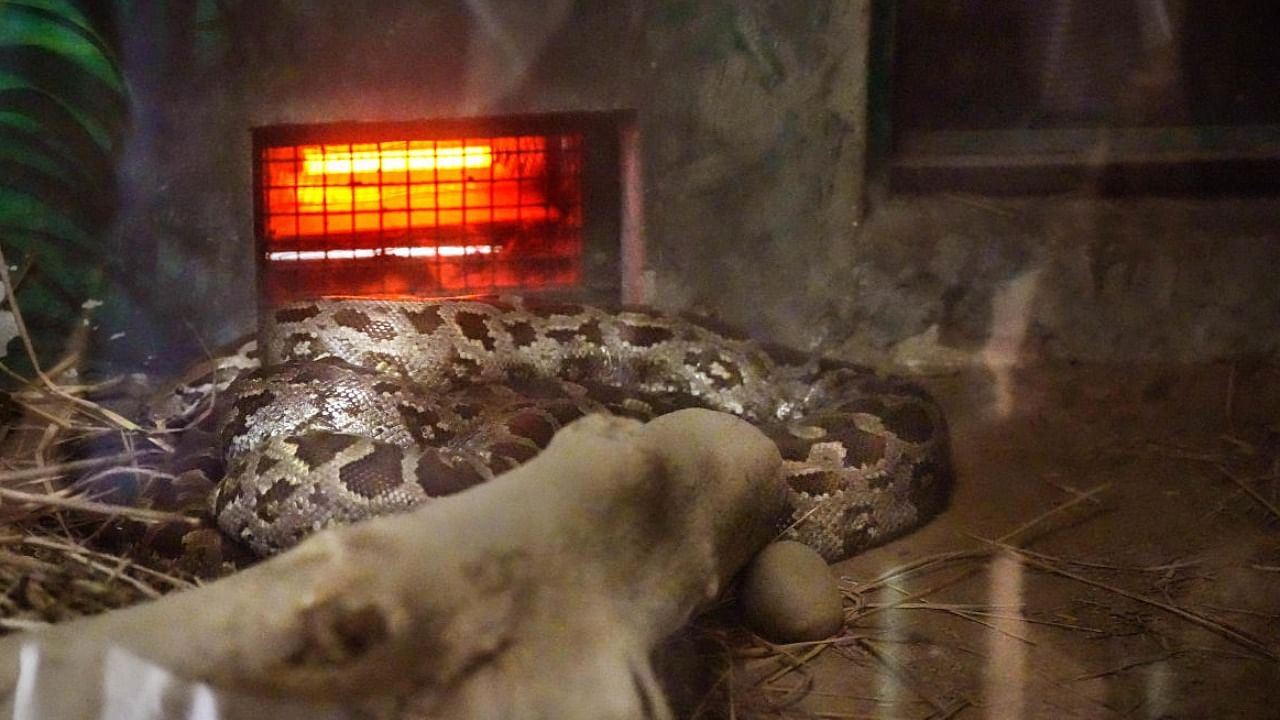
[668,362,1280,720]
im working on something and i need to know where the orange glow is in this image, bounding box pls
[257,126,585,302]
[268,245,494,262]
[264,137,559,238]
[302,144,492,175]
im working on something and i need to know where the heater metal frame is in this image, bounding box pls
[251,110,635,308]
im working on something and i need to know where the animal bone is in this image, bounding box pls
[0,409,785,720]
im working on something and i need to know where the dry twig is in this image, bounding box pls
[1216,463,1280,523]
[0,485,197,525]
[975,537,1277,662]
[1071,649,1188,681]
[0,452,140,485]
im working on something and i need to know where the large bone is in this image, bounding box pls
[0,409,786,720]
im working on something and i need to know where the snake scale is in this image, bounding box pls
[166,298,949,562]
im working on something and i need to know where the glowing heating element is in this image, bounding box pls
[265,138,563,236]
[258,129,585,301]
[291,144,503,224]
[268,245,494,261]
[303,145,493,174]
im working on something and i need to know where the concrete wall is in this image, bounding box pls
[107,0,1280,369]
[836,196,1280,367]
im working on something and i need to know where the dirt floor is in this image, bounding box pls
[670,361,1280,719]
[1,359,1277,718]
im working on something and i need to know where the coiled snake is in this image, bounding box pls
[174,298,949,561]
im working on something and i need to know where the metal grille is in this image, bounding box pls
[257,127,584,303]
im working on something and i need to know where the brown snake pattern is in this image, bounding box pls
[203,298,950,561]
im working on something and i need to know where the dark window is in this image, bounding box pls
[878,1,1280,195]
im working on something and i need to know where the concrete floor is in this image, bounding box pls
[674,362,1280,719]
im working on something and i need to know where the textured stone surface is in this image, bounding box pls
[107,1,1280,370]
[738,540,844,643]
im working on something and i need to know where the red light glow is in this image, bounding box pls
[265,137,560,236]
[258,128,585,301]
[268,245,494,262]
[302,144,493,174]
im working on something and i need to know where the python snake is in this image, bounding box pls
[159,298,950,562]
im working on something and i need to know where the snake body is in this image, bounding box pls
[201,298,949,561]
